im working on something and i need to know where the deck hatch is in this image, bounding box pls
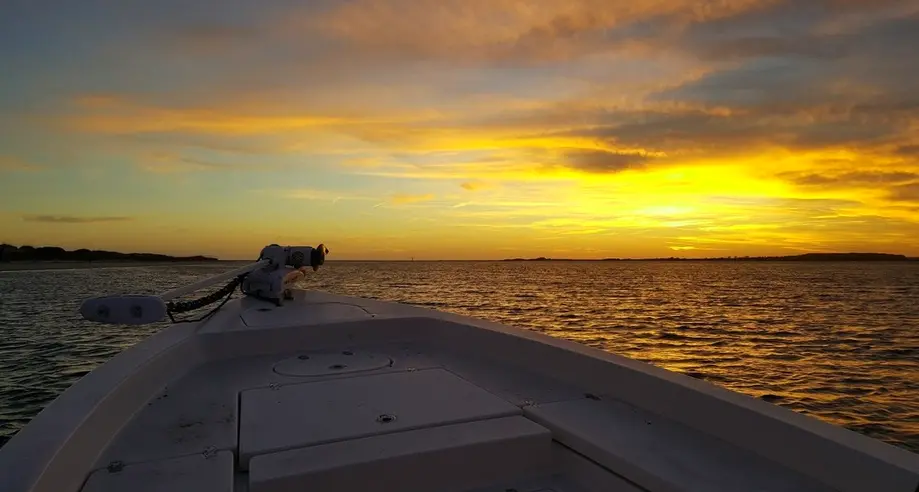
[238,368,520,469]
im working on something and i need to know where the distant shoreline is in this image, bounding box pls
[502,253,918,262]
[0,244,219,266]
[0,261,227,272]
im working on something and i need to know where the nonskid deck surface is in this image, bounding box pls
[85,340,832,491]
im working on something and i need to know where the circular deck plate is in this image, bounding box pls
[273,351,393,376]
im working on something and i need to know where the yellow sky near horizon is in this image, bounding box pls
[1,0,918,259]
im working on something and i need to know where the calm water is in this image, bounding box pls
[1,261,917,452]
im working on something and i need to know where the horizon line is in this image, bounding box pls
[3,244,916,262]
[6,256,917,263]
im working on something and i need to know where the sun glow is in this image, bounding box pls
[2,1,918,258]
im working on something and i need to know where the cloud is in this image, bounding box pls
[665,195,919,251]
[22,215,133,224]
[169,25,258,55]
[783,170,919,188]
[41,4,918,180]
[137,152,287,173]
[546,108,771,155]
[660,15,917,98]
[460,181,493,191]
[895,144,919,156]
[531,100,917,159]
[0,155,41,172]
[140,153,232,173]
[301,0,786,65]
[889,183,919,202]
[282,188,373,203]
[674,1,915,59]
[564,149,652,173]
[71,94,125,109]
[6,0,919,258]
[59,95,388,136]
[390,193,435,205]
[624,8,919,156]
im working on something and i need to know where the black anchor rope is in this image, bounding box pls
[165,275,245,323]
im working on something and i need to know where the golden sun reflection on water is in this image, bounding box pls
[314,260,919,452]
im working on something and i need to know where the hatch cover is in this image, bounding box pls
[238,368,520,469]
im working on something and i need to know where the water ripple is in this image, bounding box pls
[310,261,919,453]
[0,261,917,453]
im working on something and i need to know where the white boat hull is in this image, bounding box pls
[1,290,917,492]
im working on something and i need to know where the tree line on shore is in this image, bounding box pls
[0,244,217,263]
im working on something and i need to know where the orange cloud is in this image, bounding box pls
[302,0,781,63]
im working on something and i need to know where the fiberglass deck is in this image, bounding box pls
[85,336,834,492]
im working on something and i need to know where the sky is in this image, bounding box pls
[1,0,918,260]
